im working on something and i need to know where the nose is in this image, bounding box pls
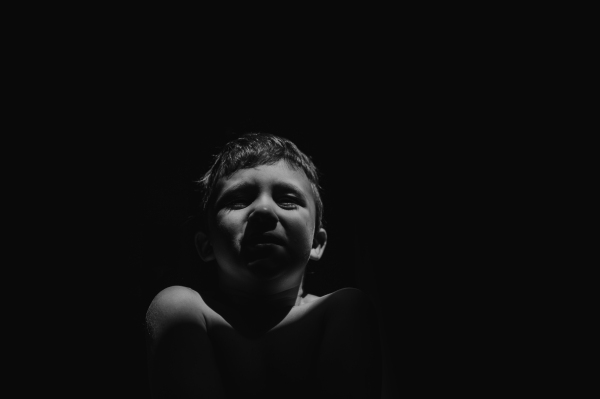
[248,202,279,228]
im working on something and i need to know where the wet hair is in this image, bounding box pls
[197,133,324,232]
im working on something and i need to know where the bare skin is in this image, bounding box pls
[146,161,381,398]
[146,285,380,399]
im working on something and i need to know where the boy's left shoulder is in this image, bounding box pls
[327,287,371,303]
[317,288,379,329]
[314,288,376,316]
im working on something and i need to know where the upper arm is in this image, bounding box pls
[146,286,207,343]
[146,285,217,365]
[317,288,382,398]
[145,286,225,398]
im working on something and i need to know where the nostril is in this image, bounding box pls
[249,206,278,224]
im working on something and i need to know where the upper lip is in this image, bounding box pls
[243,233,286,246]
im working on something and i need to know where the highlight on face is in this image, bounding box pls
[197,133,324,232]
[205,160,322,282]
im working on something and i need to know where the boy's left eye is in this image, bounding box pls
[277,196,300,209]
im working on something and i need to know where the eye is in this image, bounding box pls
[228,201,249,210]
[277,196,300,209]
[223,196,251,210]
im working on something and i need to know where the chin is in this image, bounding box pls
[246,259,284,279]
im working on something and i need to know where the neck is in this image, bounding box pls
[215,282,303,310]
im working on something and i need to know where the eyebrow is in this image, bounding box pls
[218,180,308,201]
[215,181,256,202]
[272,181,308,199]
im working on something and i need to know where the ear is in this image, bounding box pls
[310,228,327,261]
[194,231,215,262]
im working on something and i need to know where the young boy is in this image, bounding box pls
[145,133,381,399]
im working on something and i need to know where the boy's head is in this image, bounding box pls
[194,133,327,290]
[198,133,324,231]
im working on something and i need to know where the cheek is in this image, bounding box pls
[288,214,315,244]
[302,221,314,244]
[211,213,245,244]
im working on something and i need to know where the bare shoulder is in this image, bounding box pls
[300,293,320,305]
[147,285,206,314]
[146,286,208,338]
[322,287,370,305]
[305,288,374,316]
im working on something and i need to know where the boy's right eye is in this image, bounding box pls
[223,196,251,210]
[227,201,248,210]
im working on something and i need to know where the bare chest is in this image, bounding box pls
[205,302,324,395]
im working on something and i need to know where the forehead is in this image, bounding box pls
[214,160,314,198]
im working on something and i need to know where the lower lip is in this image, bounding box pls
[243,243,280,256]
[247,242,280,248]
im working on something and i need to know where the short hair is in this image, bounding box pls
[197,133,324,232]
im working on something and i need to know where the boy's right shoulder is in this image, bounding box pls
[146,286,208,334]
[149,285,205,309]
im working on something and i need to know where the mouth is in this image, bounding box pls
[243,233,286,247]
[241,233,286,265]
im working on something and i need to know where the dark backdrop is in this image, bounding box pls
[119,110,400,398]
[101,101,523,398]
[31,15,557,397]
[71,50,534,397]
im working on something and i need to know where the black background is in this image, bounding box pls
[95,99,525,398]
[48,30,547,397]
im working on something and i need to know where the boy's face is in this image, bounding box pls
[207,160,321,288]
